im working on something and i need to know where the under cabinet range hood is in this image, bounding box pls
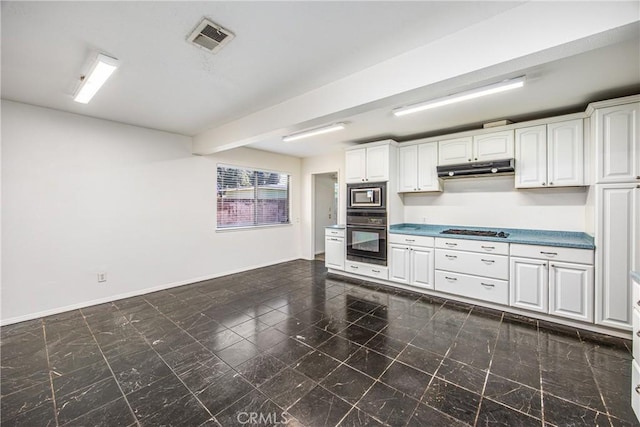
[436,158,515,179]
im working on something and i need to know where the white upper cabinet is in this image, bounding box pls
[438,137,473,165]
[515,119,584,188]
[438,131,513,166]
[345,148,367,183]
[398,141,441,193]
[515,125,547,188]
[547,119,584,187]
[473,130,514,162]
[594,102,640,184]
[345,143,391,183]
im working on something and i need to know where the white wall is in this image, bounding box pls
[402,176,589,232]
[1,101,302,324]
[301,151,345,260]
[314,173,337,254]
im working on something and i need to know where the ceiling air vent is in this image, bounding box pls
[187,18,234,54]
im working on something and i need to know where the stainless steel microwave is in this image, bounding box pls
[348,182,385,208]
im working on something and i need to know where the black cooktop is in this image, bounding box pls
[441,229,510,238]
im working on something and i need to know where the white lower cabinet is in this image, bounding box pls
[510,244,594,322]
[549,262,594,322]
[435,270,508,305]
[632,275,640,422]
[509,257,548,313]
[389,240,435,290]
[345,261,388,280]
[325,228,345,270]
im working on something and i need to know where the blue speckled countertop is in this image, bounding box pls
[390,223,595,249]
[631,271,640,283]
[326,224,346,229]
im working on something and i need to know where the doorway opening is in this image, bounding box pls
[313,172,338,261]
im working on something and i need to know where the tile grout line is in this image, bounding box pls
[576,330,615,427]
[41,319,60,427]
[79,309,141,427]
[537,319,546,427]
[113,300,222,424]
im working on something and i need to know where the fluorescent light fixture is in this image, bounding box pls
[393,76,526,117]
[283,123,346,142]
[73,53,119,104]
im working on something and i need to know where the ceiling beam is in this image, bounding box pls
[193,1,639,155]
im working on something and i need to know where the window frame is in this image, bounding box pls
[216,163,292,231]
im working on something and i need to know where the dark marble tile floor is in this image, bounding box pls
[1,259,637,426]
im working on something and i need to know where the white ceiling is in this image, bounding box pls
[2,1,639,158]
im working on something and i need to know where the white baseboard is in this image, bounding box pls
[1,257,299,327]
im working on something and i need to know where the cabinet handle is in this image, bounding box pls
[445,276,457,281]
[542,182,546,186]
[635,385,640,395]
[481,246,495,250]
[405,239,415,243]
[445,255,458,259]
[636,176,640,180]
[481,259,495,264]
[474,158,478,161]
[350,265,359,269]
[329,238,341,242]
[372,269,381,273]
[445,242,458,246]
[550,264,556,268]
[540,251,558,256]
[468,158,471,162]
[549,182,554,186]
[636,330,640,338]
[636,300,640,307]
[481,283,495,287]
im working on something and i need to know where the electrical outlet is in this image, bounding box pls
[97,272,107,283]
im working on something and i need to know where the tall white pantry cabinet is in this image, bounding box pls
[590,96,640,330]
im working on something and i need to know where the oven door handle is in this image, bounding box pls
[347,225,387,230]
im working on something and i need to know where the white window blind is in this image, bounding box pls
[217,165,290,229]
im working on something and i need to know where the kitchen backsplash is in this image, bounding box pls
[402,176,588,232]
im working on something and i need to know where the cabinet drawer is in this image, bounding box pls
[325,228,345,238]
[634,277,640,314]
[510,244,593,264]
[389,234,434,247]
[633,360,640,422]
[436,249,508,280]
[435,237,509,255]
[435,270,508,305]
[345,261,389,280]
[634,310,640,362]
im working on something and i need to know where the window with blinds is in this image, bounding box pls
[216,165,290,229]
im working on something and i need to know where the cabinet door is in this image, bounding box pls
[365,145,389,182]
[417,142,441,192]
[398,145,418,192]
[345,148,367,183]
[473,130,514,162]
[509,257,548,313]
[411,247,435,289]
[389,244,410,284]
[325,237,345,270]
[549,262,594,322]
[596,184,639,329]
[438,137,473,165]
[547,119,584,187]
[595,102,640,183]
[515,125,548,188]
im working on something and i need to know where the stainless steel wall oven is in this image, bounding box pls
[346,182,388,265]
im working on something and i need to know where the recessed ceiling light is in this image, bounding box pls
[393,76,526,117]
[73,53,119,104]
